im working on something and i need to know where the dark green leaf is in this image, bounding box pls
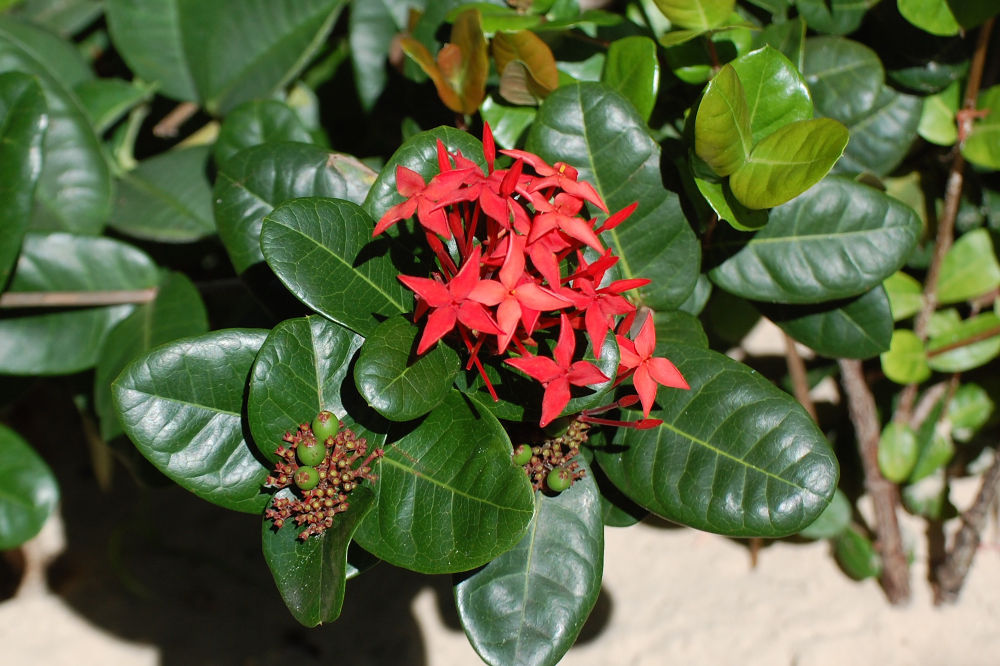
[262,486,375,627]
[12,0,104,36]
[596,344,839,537]
[761,286,893,359]
[349,0,419,110]
[110,145,215,242]
[730,45,813,143]
[753,16,805,69]
[602,36,659,122]
[796,0,876,35]
[798,488,850,539]
[653,309,709,349]
[528,83,699,309]
[834,525,881,579]
[93,272,208,441]
[354,316,460,422]
[353,391,534,573]
[214,100,315,166]
[455,464,602,666]
[73,78,153,134]
[248,315,364,463]
[695,64,752,176]
[0,232,158,375]
[802,36,883,125]
[112,329,271,513]
[105,0,347,114]
[0,72,46,285]
[261,198,408,335]
[709,177,921,303]
[0,424,59,549]
[832,86,922,177]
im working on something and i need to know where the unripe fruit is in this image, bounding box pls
[312,410,339,443]
[512,444,532,466]
[546,467,572,492]
[294,466,320,490]
[297,439,326,466]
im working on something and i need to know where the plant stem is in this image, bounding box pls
[925,324,1000,357]
[934,449,1000,603]
[0,288,158,308]
[839,359,911,604]
[783,331,816,420]
[152,101,199,138]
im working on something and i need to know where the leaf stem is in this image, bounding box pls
[783,331,816,421]
[152,101,199,138]
[0,288,158,308]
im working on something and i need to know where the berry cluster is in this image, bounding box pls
[264,411,383,540]
[375,124,689,427]
[513,418,590,492]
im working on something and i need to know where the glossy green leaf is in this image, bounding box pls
[730,46,813,143]
[897,0,961,36]
[353,391,534,573]
[0,72,46,285]
[215,143,369,274]
[833,86,922,177]
[762,286,892,359]
[694,176,769,231]
[110,145,215,242]
[834,525,881,579]
[710,178,921,303]
[652,0,735,30]
[596,344,839,537]
[0,232,158,375]
[948,383,993,442]
[214,100,315,166]
[0,424,59,550]
[349,0,419,110]
[927,312,1000,372]
[797,0,876,35]
[936,228,1000,304]
[798,488,850,539]
[695,65,752,177]
[528,83,700,309]
[877,421,918,483]
[729,118,849,210]
[105,0,346,114]
[803,36,883,125]
[261,198,407,336]
[0,17,111,234]
[73,78,153,134]
[354,316,460,422]
[884,271,923,321]
[653,309,709,349]
[480,95,536,149]
[112,329,271,513]
[880,329,931,384]
[918,80,960,146]
[602,36,659,122]
[455,464,603,666]
[262,486,375,627]
[94,272,209,442]
[963,85,1000,170]
[248,315,364,463]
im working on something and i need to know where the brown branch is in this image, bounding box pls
[152,101,199,138]
[934,449,1000,603]
[0,288,158,308]
[839,359,911,604]
[783,331,816,421]
[925,324,1000,357]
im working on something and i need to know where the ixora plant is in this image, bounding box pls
[0,0,998,663]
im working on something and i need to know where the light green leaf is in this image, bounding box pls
[918,80,960,146]
[73,78,154,134]
[963,85,1000,170]
[880,328,931,384]
[695,64,752,177]
[603,35,659,122]
[936,228,1000,304]
[798,488,850,539]
[897,0,961,36]
[480,95,536,149]
[694,176,769,230]
[927,312,1000,373]
[877,421,918,483]
[730,45,813,143]
[835,526,881,579]
[652,0,735,30]
[948,382,993,442]
[884,271,924,321]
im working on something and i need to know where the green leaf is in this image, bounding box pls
[455,464,603,666]
[596,344,839,537]
[918,80,960,146]
[897,0,961,36]
[262,486,375,627]
[0,424,59,550]
[0,16,111,234]
[910,432,954,483]
[653,309,709,349]
[753,16,806,70]
[94,272,209,441]
[884,271,923,321]
[880,329,931,384]
[214,100,315,166]
[0,72,46,285]
[105,0,346,114]
[11,0,104,36]
[0,232,158,375]
[248,315,364,463]
[527,83,700,309]
[215,143,368,274]
[832,85,922,177]
[927,312,1000,373]
[762,286,893,359]
[963,85,1000,170]
[353,391,534,573]
[480,95,536,149]
[694,176,769,231]
[110,145,215,242]
[261,198,408,336]
[354,316,460,422]
[602,36,659,122]
[348,0,418,110]
[112,329,271,513]
[877,421,918,483]
[834,525,881,579]
[948,382,993,442]
[730,46,813,144]
[710,177,921,303]
[802,36,884,125]
[798,488,850,539]
[797,0,876,35]
[694,64,752,177]
[73,78,153,134]
[652,0,735,30]
[902,471,950,519]
[729,118,849,210]
[936,228,1000,304]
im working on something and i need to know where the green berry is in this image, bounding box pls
[512,444,532,466]
[546,467,572,492]
[294,466,320,490]
[297,439,326,466]
[312,410,339,443]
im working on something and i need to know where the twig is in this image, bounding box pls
[152,101,199,138]
[925,324,1000,357]
[783,331,816,421]
[934,449,1000,603]
[839,359,911,604]
[0,289,158,308]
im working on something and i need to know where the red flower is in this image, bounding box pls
[616,315,688,417]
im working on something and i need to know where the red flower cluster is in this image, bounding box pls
[374,124,688,427]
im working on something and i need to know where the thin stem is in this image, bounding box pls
[783,331,817,421]
[0,288,158,308]
[839,359,911,604]
[152,101,199,138]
